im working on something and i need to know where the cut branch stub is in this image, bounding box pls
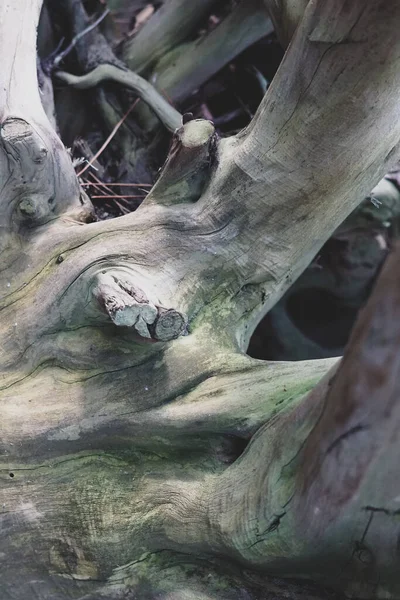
[93,273,187,341]
[146,119,217,205]
[151,307,187,342]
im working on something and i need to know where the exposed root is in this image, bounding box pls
[56,64,181,132]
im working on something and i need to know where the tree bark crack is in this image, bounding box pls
[325,424,369,455]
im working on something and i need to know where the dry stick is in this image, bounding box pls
[81,178,106,196]
[148,0,273,105]
[90,195,146,199]
[81,182,152,187]
[120,0,273,134]
[81,178,106,192]
[56,64,182,133]
[77,98,140,177]
[83,176,145,213]
[84,173,139,216]
[88,172,117,195]
[87,173,149,203]
[83,175,147,203]
[114,200,130,214]
[52,8,111,69]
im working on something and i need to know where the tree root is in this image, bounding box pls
[151,242,400,598]
[3,1,400,598]
[56,64,182,132]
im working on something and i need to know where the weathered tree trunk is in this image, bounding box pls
[2,0,400,599]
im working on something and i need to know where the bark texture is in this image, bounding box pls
[263,0,309,46]
[2,0,400,599]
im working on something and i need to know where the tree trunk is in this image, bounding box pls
[2,1,400,599]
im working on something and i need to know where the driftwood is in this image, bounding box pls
[2,1,400,598]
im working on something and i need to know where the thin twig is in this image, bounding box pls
[90,195,146,199]
[114,200,130,214]
[88,172,116,196]
[81,182,152,187]
[53,9,110,69]
[77,98,140,177]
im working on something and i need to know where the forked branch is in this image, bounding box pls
[205,0,400,345]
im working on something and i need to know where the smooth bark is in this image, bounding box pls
[121,0,218,74]
[150,0,274,104]
[264,0,309,46]
[2,0,400,599]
